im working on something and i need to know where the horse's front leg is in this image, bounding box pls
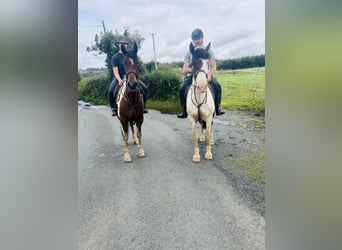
[190,120,200,162]
[209,122,214,145]
[136,121,145,158]
[204,122,213,160]
[121,122,132,163]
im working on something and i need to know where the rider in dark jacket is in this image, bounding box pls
[108,36,148,116]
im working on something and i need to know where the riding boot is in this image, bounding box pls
[141,93,148,114]
[143,101,148,114]
[216,106,225,116]
[111,107,118,117]
[177,98,187,118]
[111,85,120,116]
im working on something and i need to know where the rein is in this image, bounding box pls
[191,85,208,106]
[190,83,208,125]
[123,82,141,107]
[192,68,208,106]
[191,68,209,124]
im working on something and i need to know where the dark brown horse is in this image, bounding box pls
[117,43,145,163]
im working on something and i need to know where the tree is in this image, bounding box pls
[87,28,145,80]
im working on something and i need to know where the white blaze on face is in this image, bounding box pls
[197,59,209,92]
[129,58,134,65]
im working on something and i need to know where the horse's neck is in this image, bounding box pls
[192,84,208,104]
[124,83,140,104]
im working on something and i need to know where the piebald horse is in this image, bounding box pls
[186,42,215,162]
[117,43,145,163]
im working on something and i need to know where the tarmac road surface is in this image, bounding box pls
[78,105,265,250]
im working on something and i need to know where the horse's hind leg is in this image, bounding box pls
[130,122,139,145]
[200,123,206,142]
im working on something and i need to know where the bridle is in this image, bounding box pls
[191,67,209,107]
[193,69,208,83]
[122,67,141,108]
[126,69,138,80]
[125,69,139,89]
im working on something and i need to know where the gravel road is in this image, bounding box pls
[78,102,265,249]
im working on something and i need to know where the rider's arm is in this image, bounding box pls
[208,59,216,82]
[208,49,216,82]
[113,66,124,86]
[183,52,192,75]
[183,62,192,74]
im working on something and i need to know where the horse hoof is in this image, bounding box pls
[204,153,213,160]
[138,151,145,158]
[192,156,201,163]
[124,154,132,163]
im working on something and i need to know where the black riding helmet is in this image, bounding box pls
[191,28,204,39]
[116,35,129,44]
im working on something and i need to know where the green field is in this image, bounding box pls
[147,67,265,114]
[216,67,265,112]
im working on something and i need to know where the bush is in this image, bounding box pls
[78,75,110,105]
[140,67,182,100]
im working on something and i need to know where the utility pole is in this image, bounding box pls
[102,20,106,33]
[151,33,158,70]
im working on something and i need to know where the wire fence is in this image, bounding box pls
[217,72,265,100]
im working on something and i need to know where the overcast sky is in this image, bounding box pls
[78,0,264,69]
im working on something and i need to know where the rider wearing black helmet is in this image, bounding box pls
[177,28,225,118]
[191,28,204,39]
[108,35,148,116]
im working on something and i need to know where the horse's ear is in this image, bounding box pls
[205,42,211,51]
[190,42,195,55]
[133,43,138,55]
[121,44,127,54]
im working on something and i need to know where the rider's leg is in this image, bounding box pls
[108,79,119,116]
[138,80,148,113]
[177,76,192,118]
[211,77,225,115]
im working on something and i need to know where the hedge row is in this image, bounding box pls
[78,70,182,105]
